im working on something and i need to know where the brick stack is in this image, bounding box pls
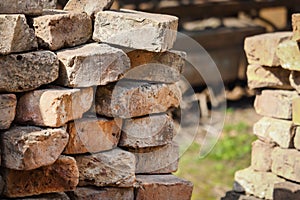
[224,14,300,200]
[0,0,193,199]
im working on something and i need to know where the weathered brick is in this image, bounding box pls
[0,51,59,92]
[246,64,292,90]
[56,43,130,87]
[135,175,193,200]
[234,167,285,200]
[254,90,299,119]
[3,156,79,198]
[253,117,294,148]
[93,9,178,52]
[95,81,181,118]
[64,0,113,17]
[251,140,275,172]
[16,87,93,127]
[130,142,179,174]
[75,148,135,187]
[274,181,300,200]
[69,187,134,200]
[292,14,300,42]
[125,50,185,83]
[0,94,17,130]
[119,114,175,148]
[276,40,300,71]
[33,10,92,51]
[272,147,300,182]
[0,14,37,55]
[1,126,68,170]
[293,97,300,125]
[244,32,292,66]
[294,127,300,150]
[289,71,300,93]
[63,117,122,154]
[0,0,43,15]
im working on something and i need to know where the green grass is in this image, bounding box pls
[175,121,256,200]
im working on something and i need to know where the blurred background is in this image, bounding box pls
[58,0,300,199]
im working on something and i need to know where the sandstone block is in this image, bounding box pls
[56,43,130,87]
[93,9,178,52]
[125,50,185,83]
[75,148,135,187]
[96,81,181,118]
[246,64,292,90]
[244,32,292,66]
[276,40,300,71]
[69,187,134,200]
[292,14,300,41]
[130,142,179,174]
[119,114,175,148]
[293,97,300,125]
[274,181,300,200]
[253,117,294,148]
[33,10,92,51]
[63,117,122,154]
[135,175,193,200]
[16,87,93,127]
[294,127,300,150]
[0,14,37,55]
[64,0,113,17]
[3,156,79,198]
[251,140,275,172]
[0,51,59,92]
[289,71,300,93]
[1,126,68,170]
[0,0,43,15]
[272,147,300,182]
[234,167,285,199]
[254,90,299,119]
[0,94,17,130]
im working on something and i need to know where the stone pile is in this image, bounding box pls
[0,0,193,199]
[223,14,300,200]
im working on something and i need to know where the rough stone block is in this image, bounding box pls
[2,192,71,200]
[33,10,92,51]
[75,148,135,187]
[221,191,263,200]
[292,14,300,42]
[3,156,79,198]
[119,114,175,148]
[16,87,93,127]
[130,142,179,174]
[0,14,37,55]
[254,90,299,119]
[1,126,68,170]
[56,43,130,87]
[0,94,17,130]
[234,167,285,200]
[253,117,294,148]
[68,187,134,200]
[246,64,292,90]
[276,40,300,71]
[292,97,300,125]
[274,181,300,200]
[0,0,43,15]
[272,147,300,182]
[135,175,193,200]
[41,0,58,9]
[64,0,113,17]
[244,32,292,66]
[63,117,122,154]
[125,50,185,83]
[95,81,181,118]
[0,50,59,92]
[251,140,275,172]
[294,127,300,150]
[93,9,178,52]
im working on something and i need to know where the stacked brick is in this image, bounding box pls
[0,0,193,199]
[226,14,300,200]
